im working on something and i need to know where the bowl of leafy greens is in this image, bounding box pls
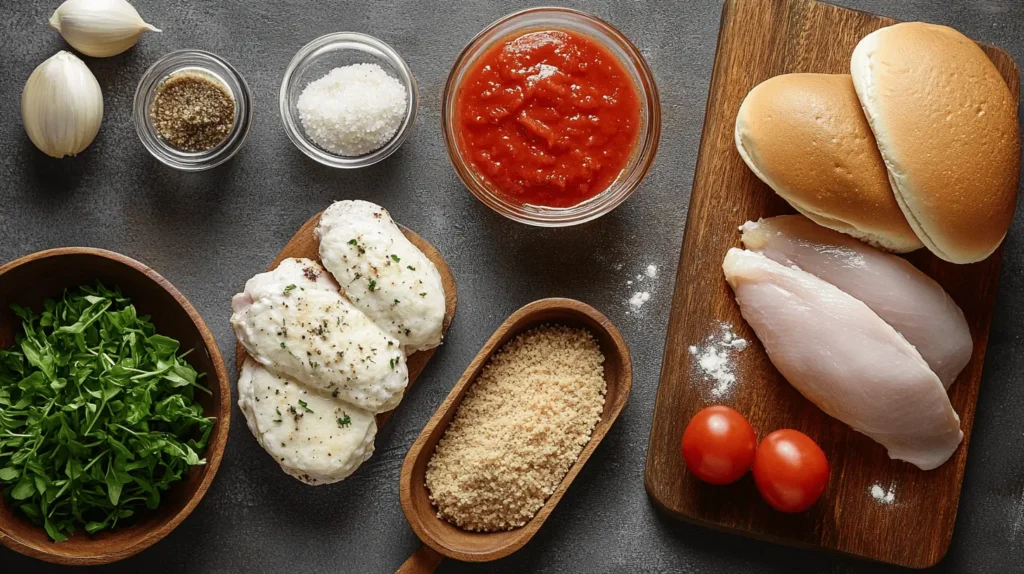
[0,248,230,565]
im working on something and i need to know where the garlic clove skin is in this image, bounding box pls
[22,51,104,158]
[49,0,160,58]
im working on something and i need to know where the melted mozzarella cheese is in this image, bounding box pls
[238,359,376,484]
[316,200,446,353]
[231,257,408,412]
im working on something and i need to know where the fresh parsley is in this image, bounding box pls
[283,284,296,294]
[390,255,400,263]
[337,414,351,428]
[0,283,212,542]
[367,279,377,292]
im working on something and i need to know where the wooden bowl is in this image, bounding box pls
[0,248,231,565]
[398,298,632,572]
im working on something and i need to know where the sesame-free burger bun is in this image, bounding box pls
[735,73,922,252]
[851,22,1021,264]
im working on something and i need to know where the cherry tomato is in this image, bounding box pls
[753,429,829,512]
[681,405,757,485]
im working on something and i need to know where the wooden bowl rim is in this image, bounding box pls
[0,247,231,565]
[399,297,632,562]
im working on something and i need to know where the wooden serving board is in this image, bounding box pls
[235,211,457,426]
[643,0,1019,568]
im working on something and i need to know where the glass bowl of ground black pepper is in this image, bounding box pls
[134,50,253,171]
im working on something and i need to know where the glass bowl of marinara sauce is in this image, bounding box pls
[443,7,661,227]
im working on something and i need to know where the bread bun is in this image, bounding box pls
[734,74,922,252]
[851,22,1020,264]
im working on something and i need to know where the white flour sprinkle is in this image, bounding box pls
[625,262,661,315]
[689,323,747,397]
[628,291,651,312]
[870,483,896,505]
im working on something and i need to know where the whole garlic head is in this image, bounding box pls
[22,51,104,158]
[50,0,160,58]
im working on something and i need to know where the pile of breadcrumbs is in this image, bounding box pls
[425,325,607,531]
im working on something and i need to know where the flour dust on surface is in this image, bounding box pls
[688,322,747,398]
[870,483,897,505]
[626,263,659,315]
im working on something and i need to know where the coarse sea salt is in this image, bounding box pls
[297,63,407,156]
[689,323,747,397]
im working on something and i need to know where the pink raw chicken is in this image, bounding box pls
[722,248,963,470]
[741,215,972,389]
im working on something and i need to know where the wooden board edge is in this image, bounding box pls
[642,0,1021,568]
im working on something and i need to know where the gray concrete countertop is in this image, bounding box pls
[2,1,1022,572]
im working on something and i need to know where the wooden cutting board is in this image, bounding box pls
[235,211,457,426]
[643,0,1019,568]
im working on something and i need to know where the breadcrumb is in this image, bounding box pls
[425,325,606,531]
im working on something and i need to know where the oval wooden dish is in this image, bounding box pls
[0,248,231,565]
[397,298,631,573]
[234,210,457,427]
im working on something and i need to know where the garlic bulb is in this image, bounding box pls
[49,0,160,58]
[22,51,104,158]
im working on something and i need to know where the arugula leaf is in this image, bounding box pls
[0,284,213,541]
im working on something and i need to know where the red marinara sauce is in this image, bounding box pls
[455,29,642,208]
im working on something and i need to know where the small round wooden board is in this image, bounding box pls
[234,210,457,426]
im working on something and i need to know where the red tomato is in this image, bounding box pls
[681,405,757,485]
[753,429,829,512]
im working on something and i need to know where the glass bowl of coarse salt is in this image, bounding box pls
[280,32,418,168]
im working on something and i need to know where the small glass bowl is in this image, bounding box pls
[443,8,661,227]
[133,50,253,171]
[279,32,418,169]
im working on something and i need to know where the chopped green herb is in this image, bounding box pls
[348,239,358,246]
[298,400,313,413]
[337,414,351,428]
[390,254,400,263]
[368,279,377,292]
[419,292,427,297]
[280,342,286,349]
[284,284,297,293]
[393,299,400,306]
[0,283,212,541]
[389,357,398,370]
[407,265,416,271]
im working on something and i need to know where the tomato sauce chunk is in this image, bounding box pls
[455,30,642,208]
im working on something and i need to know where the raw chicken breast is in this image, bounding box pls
[238,359,376,484]
[231,258,408,413]
[741,215,972,388]
[316,200,446,353]
[723,248,963,470]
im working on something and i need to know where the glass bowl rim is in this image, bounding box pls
[441,6,662,227]
[132,49,253,172]
[278,31,419,169]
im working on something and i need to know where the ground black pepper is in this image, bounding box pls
[150,71,236,152]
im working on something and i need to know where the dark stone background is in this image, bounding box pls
[1,1,1022,572]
